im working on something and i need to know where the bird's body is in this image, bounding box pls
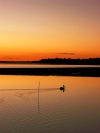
[60,85,66,92]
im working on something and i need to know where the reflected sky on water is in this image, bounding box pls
[0,64,100,68]
[0,75,100,133]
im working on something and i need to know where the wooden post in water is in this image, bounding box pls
[38,81,40,112]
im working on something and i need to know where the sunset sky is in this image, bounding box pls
[0,0,100,61]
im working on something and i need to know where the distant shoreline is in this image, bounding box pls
[0,58,100,65]
[0,67,100,77]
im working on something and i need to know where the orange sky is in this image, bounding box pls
[0,0,100,61]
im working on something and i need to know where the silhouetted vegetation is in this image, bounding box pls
[37,58,100,65]
[0,58,100,76]
[0,58,100,65]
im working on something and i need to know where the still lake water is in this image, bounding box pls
[0,63,100,68]
[0,75,100,133]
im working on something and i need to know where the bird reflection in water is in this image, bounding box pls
[60,85,66,92]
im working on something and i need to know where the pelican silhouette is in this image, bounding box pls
[60,85,66,92]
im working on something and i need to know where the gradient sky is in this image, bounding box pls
[0,0,100,60]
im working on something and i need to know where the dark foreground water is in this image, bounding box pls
[0,75,100,133]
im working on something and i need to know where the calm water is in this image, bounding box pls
[0,75,100,133]
[0,63,100,68]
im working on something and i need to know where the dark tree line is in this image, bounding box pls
[35,58,100,65]
[0,58,100,65]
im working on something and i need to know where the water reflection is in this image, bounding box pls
[0,63,100,68]
[0,75,100,133]
[0,98,4,103]
[15,92,30,101]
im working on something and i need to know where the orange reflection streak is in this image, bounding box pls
[0,75,100,103]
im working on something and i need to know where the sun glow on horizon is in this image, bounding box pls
[0,0,100,61]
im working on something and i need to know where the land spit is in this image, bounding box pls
[0,67,100,77]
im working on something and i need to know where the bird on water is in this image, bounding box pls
[60,85,66,92]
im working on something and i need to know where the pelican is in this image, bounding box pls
[60,85,66,91]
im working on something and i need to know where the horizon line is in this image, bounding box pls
[0,57,100,62]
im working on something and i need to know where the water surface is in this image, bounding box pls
[0,75,100,133]
[0,63,100,68]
